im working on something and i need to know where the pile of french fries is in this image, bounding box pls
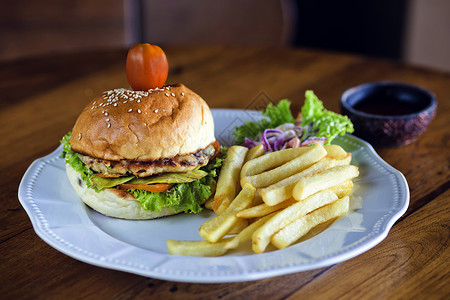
[167,143,359,256]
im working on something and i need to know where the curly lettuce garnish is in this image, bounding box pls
[233,91,354,151]
[233,99,295,145]
[61,132,95,188]
[300,90,354,143]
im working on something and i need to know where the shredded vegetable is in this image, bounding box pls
[242,123,328,152]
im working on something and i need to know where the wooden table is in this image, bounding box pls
[1,46,449,299]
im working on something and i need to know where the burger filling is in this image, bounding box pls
[61,132,224,214]
[78,143,216,178]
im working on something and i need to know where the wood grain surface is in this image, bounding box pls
[1,46,448,299]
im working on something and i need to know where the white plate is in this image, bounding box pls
[19,109,409,283]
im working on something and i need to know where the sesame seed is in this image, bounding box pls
[104,112,109,116]
[154,109,158,113]
[137,100,141,103]
[78,133,82,140]
[107,123,111,128]
[171,93,175,97]
[165,93,169,97]
[98,88,153,110]
[137,109,141,113]
[106,118,110,122]
[128,109,133,112]
[181,92,184,96]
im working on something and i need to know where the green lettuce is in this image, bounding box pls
[233,99,295,145]
[131,151,224,213]
[61,132,95,188]
[232,91,354,145]
[130,175,214,213]
[61,132,225,213]
[301,90,354,143]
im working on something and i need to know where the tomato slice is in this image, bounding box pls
[118,183,173,193]
[211,140,221,161]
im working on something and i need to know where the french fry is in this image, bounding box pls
[200,183,255,243]
[271,196,350,249]
[224,213,275,249]
[240,144,264,185]
[241,143,327,188]
[292,165,359,201]
[240,147,311,179]
[335,153,352,166]
[167,238,233,256]
[204,197,214,210]
[213,146,248,214]
[167,138,358,256]
[258,157,336,206]
[243,144,265,165]
[227,218,249,235]
[236,198,297,219]
[252,189,338,253]
[324,144,348,159]
[328,180,354,198]
[252,192,264,206]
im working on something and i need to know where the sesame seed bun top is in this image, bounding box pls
[69,83,215,161]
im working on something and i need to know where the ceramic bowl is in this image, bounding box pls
[340,81,437,146]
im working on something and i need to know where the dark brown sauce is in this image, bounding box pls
[353,96,422,116]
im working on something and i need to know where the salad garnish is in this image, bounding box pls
[233,91,354,152]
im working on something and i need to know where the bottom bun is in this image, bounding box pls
[66,163,182,219]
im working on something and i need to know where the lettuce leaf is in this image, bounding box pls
[301,90,354,143]
[130,176,214,214]
[233,99,295,145]
[130,152,224,213]
[61,132,95,189]
[232,91,354,146]
[61,132,225,213]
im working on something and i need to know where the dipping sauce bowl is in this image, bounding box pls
[340,81,437,146]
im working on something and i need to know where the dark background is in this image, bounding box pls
[291,0,408,60]
[0,0,447,70]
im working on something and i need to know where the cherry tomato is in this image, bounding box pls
[126,43,168,90]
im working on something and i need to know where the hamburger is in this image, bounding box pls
[61,83,223,219]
